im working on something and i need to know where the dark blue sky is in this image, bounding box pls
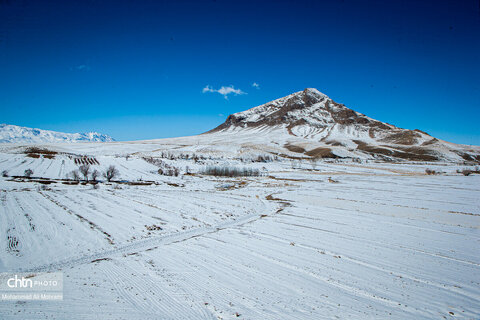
[1,0,479,144]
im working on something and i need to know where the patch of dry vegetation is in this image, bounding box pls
[305,147,338,158]
[284,144,306,153]
[353,140,439,161]
[24,147,57,159]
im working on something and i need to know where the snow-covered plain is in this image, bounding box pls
[0,141,479,320]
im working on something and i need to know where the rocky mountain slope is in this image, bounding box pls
[205,88,480,162]
[0,124,114,144]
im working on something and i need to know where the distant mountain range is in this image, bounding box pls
[0,124,114,144]
[204,88,480,162]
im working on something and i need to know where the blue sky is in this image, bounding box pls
[0,0,479,144]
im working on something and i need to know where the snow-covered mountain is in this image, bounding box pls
[0,124,114,144]
[204,88,480,162]
[1,89,477,162]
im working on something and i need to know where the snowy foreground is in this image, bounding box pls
[0,148,479,319]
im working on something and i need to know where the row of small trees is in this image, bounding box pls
[142,157,180,176]
[156,152,208,162]
[154,152,279,163]
[1,166,119,182]
[2,169,34,177]
[69,165,119,182]
[456,167,479,176]
[201,166,261,177]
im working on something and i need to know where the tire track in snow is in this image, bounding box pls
[99,261,205,318]
[22,197,274,273]
[255,216,480,267]
[99,260,215,319]
[246,227,480,303]
[222,231,430,318]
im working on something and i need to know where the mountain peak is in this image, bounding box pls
[301,87,327,99]
[206,88,354,134]
[202,88,480,161]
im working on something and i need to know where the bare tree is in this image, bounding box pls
[70,170,80,181]
[91,169,99,182]
[103,165,119,182]
[79,164,90,181]
[309,158,317,170]
[24,169,33,178]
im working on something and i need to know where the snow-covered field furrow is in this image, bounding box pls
[5,191,274,274]
[0,158,479,319]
